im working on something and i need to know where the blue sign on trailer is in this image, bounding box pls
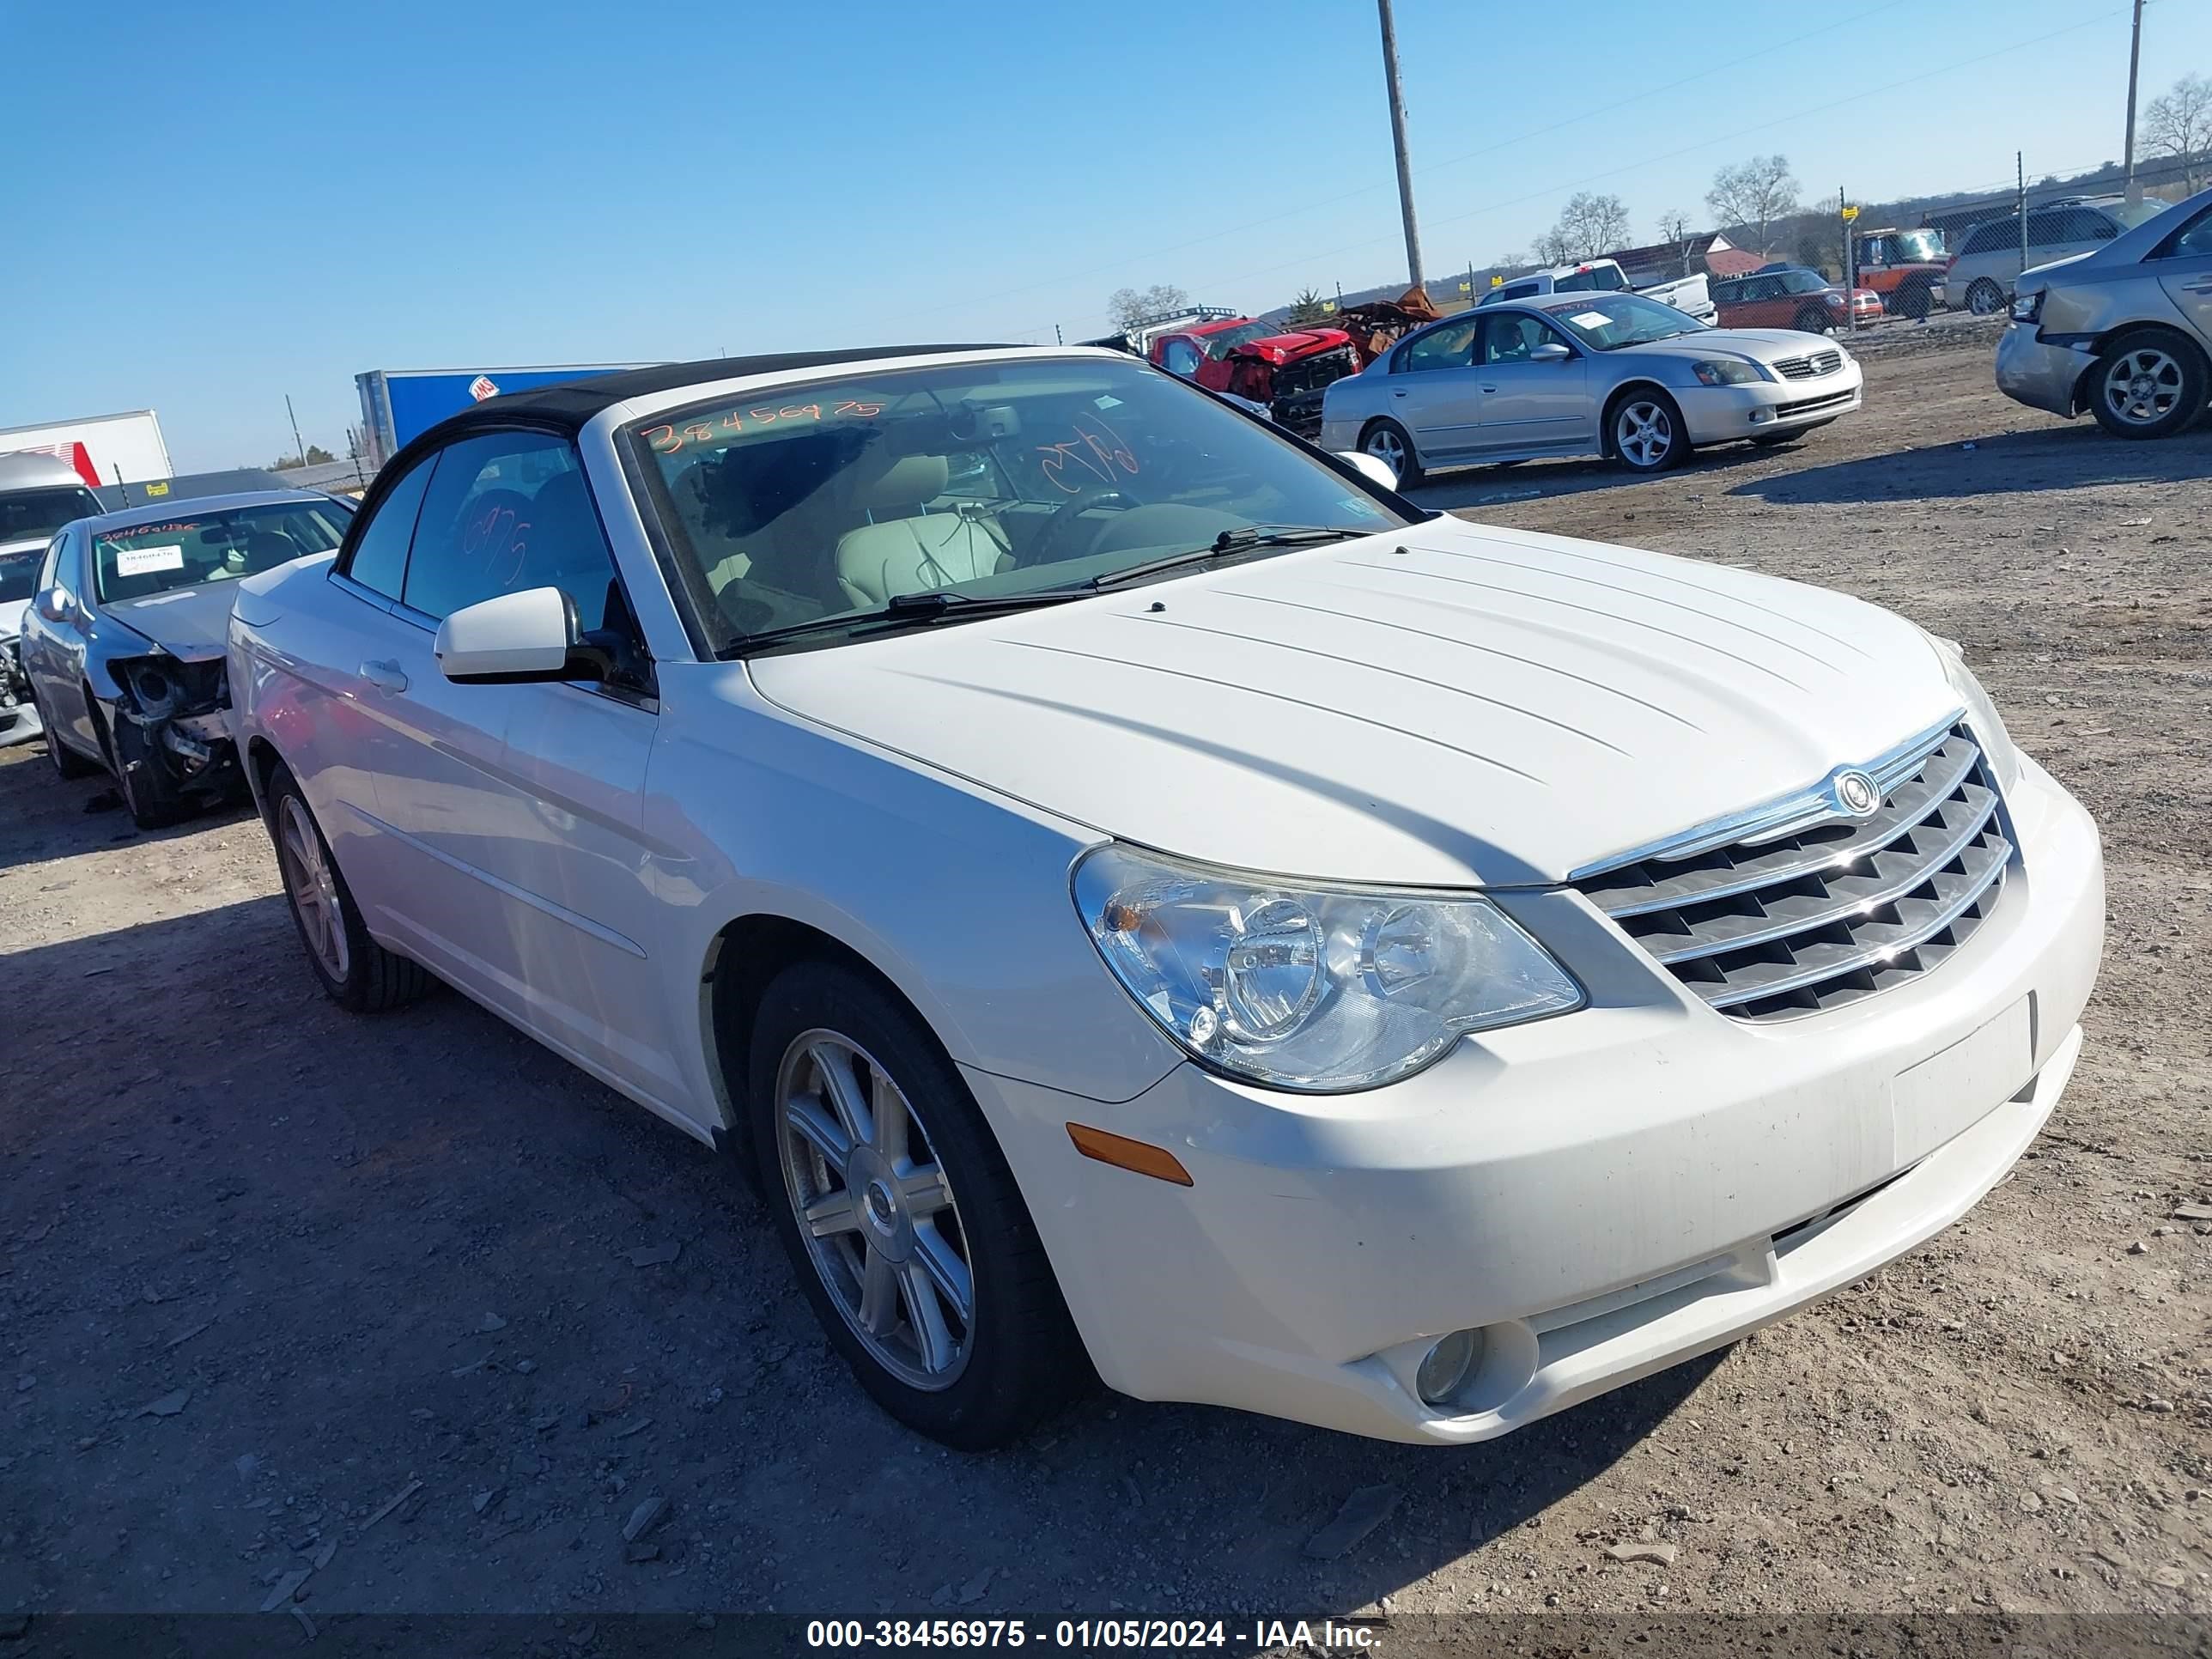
[355,364,651,469]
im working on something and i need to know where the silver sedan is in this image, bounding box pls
[1318,293,1863,486]
[1996,184,2212,440]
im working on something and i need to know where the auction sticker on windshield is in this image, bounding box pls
[114,544,185,576]
[1569,311,1613,330]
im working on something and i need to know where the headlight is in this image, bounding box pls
[1824,293,1846,307]
[2009,290,2042,324]
[1692,359,1766,386]
[1923,631,2022,795]
[1073,845,1583,1092]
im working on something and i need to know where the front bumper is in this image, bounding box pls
[0,642,41,747]
[1995,323,2089,418]
[973,754,2102,1443]
[1678,360,1865,444]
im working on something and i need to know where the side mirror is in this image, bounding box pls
[434,586,606,684]
[1530,342,1572,363]
[1337,450,1400,492]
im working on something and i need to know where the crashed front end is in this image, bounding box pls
[106,651,240,808]
[0,635,40,747]
[1265,345,1364,441]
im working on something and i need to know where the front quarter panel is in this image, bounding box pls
[644,662,1187,1126]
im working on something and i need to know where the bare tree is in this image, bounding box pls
[1107,284,1192,331]
[2145,73,2212,192]
[1705,155,1802,257]
[1533,193,1631,264]
[1656,208,1696,279]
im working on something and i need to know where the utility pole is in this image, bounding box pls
[2122,0,2146,204]
[1376,0,1425,289]
[285,394,307,471]
[2018,151,2029,286]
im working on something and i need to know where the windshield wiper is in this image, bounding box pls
[1088,525,1364,591]
[728,586,1090,653]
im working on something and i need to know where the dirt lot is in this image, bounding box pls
[3,321,2209,1634]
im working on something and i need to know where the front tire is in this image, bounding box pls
[265,762,434,1012]
[1893,280,1931,320]
[2087,328,2209,440]
[1966,279,2006,316]
[1793,307,1836,337]
[1359,418,1423,489]
[749,959,1085,1449]
[1609,389,1689,472]
[35,690,97,781]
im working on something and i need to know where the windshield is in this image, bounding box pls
[92,501,349,604]
[1200,322,1278,359]
[0,550,40,605]
[0,485,102,546]
[1540,293,1706,350]
[1553,265,1628,295]
[1891,229,1945,262]
[1781,270,1828,294]
[625,356,1407,649]
[2112,198,2175,231]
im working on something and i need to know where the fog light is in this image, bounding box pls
[1415,1328,1481,1405]
[1748,407,1772,423]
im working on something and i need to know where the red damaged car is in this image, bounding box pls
[1149,318,1363,438]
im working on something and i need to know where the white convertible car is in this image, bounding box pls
[227,345,2102,1449]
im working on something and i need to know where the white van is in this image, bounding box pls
[1941,196,2175,314]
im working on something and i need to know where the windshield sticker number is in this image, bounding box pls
[114,544,185,577]
[1569,311,1613,330]
[1037,414,1139,495]
[643,399,884,457]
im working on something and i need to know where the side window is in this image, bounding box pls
[342,451,436,599]
[1476,313,1554,366]
[2084,210,2119,241]
[1400,317,1480,373]
[400,430,620,630]
[2154,205,2212,261]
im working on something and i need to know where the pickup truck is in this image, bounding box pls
[1478,258,1717,325]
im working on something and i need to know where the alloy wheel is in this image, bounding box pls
[1364,427,1407,471]
[1967,281,2004,316]
[277,794,349,981]
[2100,346,2185,428]
[1616,399,1675,468]
[775,1030,973,1390]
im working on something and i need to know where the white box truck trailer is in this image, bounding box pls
[0,410,173,489]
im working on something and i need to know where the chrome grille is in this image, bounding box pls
[1576,726,2012,1022]
[1771,349,1844,381]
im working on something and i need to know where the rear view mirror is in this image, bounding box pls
[1338,450,1400,492]
[1530,342,1572,363]
[435,586,605,684]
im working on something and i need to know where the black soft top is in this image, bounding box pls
[427,345,1024,441]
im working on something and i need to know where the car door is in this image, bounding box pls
[1388,315,1485,460]
[1743,275,1792,328]
[1468,312,1592,453]
[369,426,678,1105]
[25,529,97,755]
[2148,201,2212,345]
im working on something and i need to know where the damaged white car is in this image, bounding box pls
[18,490,352,827]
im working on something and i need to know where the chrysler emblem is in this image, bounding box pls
[1832,769,1881,818]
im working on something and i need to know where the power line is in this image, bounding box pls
[906,0,1921,325]
[1009,4,2126,340]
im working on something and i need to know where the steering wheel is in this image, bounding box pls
[1024,489,1139,568]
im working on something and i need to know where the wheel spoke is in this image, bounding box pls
[809,1042,874,1147]
[900,1261,957,1373]
[802,1192,860,1237]
[786,1096,853,1176]
[857,1247,899,1336]
[913,1220,974,1326]
[897,1163,952,1217]
[871,1070,908,1162]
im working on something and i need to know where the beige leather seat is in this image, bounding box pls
[834,455,1010,608]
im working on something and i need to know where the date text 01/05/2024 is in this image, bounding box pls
[805,1620,1382,1650]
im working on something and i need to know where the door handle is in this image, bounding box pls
[1480,384,1498,392]
[1391,388,1407,398]
[359,659,409,694]
[2185,279,2212,294]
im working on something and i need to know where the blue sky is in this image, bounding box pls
[5,0,2203,471]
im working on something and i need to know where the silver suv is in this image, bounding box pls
[1942,196,2175,315]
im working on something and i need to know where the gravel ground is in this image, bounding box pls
[2,326,2208,1634]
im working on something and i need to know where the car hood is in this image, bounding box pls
[746,519,1960,886]
[2016,252,2096,294]
[1623,328,1848,365]
[101,582,239,661]
[1231,327,1354,364]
